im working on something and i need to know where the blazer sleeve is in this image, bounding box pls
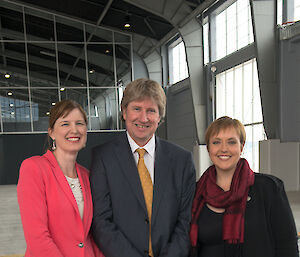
[17,158,64,257]
[269,179,299,257]
[158,151,196,257]
[90,148,144,257]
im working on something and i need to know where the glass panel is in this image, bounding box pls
[203,23,209,65]
[115,44,131,84]
[89,88,118,130]
[252,63,263,123]
[60,88,88,107]
[225,70,234,117]
[31,89,59,131]
[56,16,84,42]
[25,8,54,41]
[248,7,254,43]
[277,0,283,25]
[85,24,113,42]
[295,0,300,21]
[57,43,86,87]
[226,2,237,55]
[234,65,243,121]
[114,32,131,43]
[172,45,179,84]
[243,61,253,124]
[215,0,253,60]
[0,3,24,41]
[227,30,236,56]
[237,21,249,49]
[169,41,188,84]
[216,73,225,118]
[237,0,250,48]
[0,43,28,87]
[216,59,265,172]
[1,88,31,132]
[87,43,115,87]
[216,10,226,60]
[179,42,189,80]
[27,43,58,87]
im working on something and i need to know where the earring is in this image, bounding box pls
[52,139,56,150]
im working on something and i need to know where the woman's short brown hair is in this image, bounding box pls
[47,99,87,151]
[121,78,166,118]
[205,116,246,149]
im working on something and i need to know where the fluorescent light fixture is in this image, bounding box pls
[4,73,11,79]
[9,103,14,107]
[60,87,65,91]
[7,91,13,96]
[52,102,56,106]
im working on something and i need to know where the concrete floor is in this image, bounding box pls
[0,185,26,257]
[0,185,299,256]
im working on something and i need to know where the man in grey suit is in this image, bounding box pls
[90,78,196,257]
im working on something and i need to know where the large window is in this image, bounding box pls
[202,0,264,171]
[295,0,300,20]
[168,39,189,85]
[215,0,254,60]
[0,1,131,133]
[277,0,283,24]
[277,0,300,24]
[203,22,210,65]
[215,59,266,172]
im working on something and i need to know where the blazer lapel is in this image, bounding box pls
[77,164,91,235]
[151,137,171,224]
[114,133,148,213]
[43,151,81,217]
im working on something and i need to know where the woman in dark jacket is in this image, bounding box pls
[190,116,299,257]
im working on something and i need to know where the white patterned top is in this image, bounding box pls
[65,176,84,219]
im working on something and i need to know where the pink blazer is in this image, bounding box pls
[17,150,104,257]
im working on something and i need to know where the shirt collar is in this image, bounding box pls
[126,131,155,158]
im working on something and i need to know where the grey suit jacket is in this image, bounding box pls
[90,132,196,257]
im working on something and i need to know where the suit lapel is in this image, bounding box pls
[114,133,148,213]
[77,164,91,235]
[43,151,81,217]
[152,137,171,224]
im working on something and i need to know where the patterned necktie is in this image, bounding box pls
[136,148,153,257]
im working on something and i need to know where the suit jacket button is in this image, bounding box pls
[145,218,149,224]
[78,242,84,248]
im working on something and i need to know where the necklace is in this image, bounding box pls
[65,176,82,190]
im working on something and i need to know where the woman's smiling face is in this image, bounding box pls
[49,108,87,155]
[208,127,243,175]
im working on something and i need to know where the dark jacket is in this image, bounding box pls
[242,173,299,257]
[195,173,299,257]
[90,132,196,257]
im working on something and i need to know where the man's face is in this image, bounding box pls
[123,97,161,146]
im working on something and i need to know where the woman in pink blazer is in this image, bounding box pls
[17,100,104,257]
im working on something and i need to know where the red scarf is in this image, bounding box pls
[190,158,255,248]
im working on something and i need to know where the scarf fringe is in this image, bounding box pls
[189,246,198,257]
